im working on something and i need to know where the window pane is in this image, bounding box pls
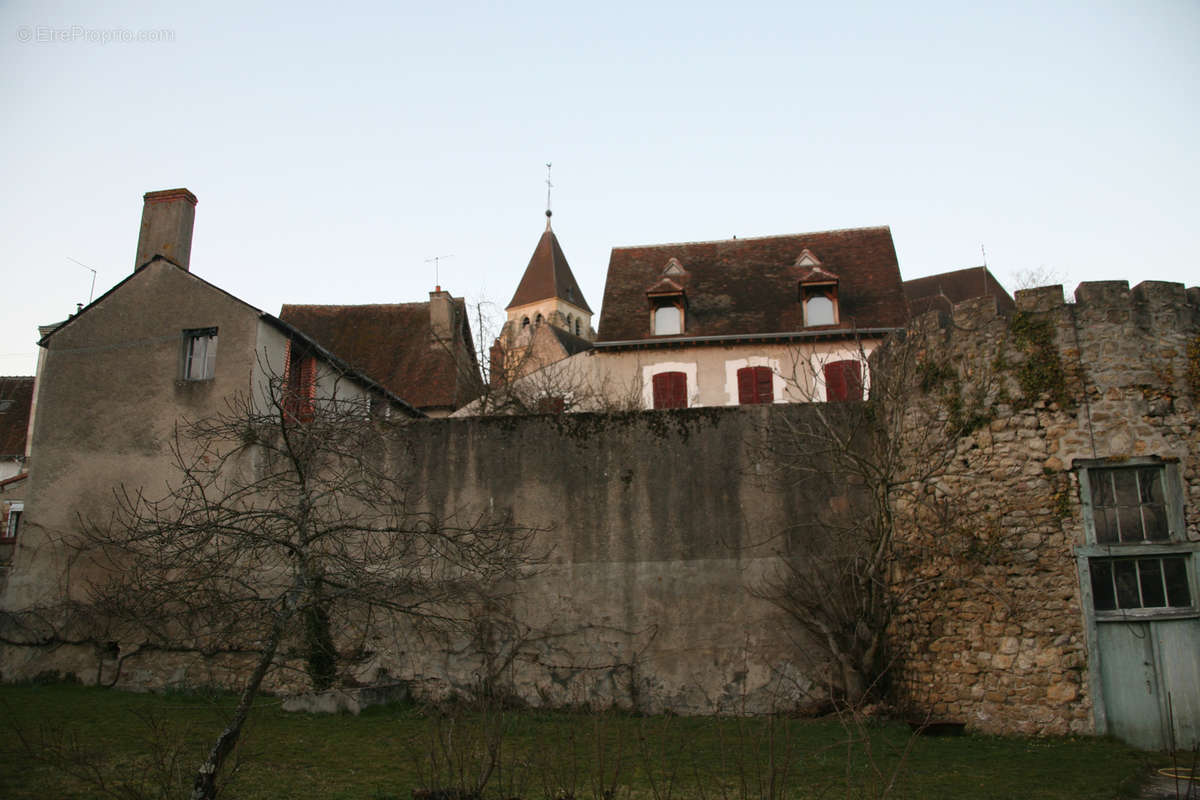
[1090,561,1117,611]
[805,295,835,326]
[1094,508,1119,544]
[1142,504,1169,541]
[1091,471,1115,507]
[1117,506,1144,543]
[654,306,681,335]
[1138,559,1166,608]
[1113,560,1140,608]
[1163,557,1192,607]
[1139,468,1164,504]
[1113,470,1140,507]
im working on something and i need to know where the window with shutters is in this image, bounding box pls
[823,360,863,402]
[181,328,218,381]
[284,342,317,423]
[737,366,774,405]
[652,371,688,409]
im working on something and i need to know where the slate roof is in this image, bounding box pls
[547,325,594,357]
[596,227,908,343]
[507,225,593,313]
[279,302,479,413]
[0,377,34,458]
[904,266,1016,317]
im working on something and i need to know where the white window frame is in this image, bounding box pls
[724,357,783,406]
[808,346,873,402]
[642,362,698,409]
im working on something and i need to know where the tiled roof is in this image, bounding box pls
[904,266,1016,317]
[279,302,479,413]
[547,325,594,357]
[507,226,593,313]
[0,377,34,458]
[596,227,908,342]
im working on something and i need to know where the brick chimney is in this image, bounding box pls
[134,188,197,271]
[429,287,455,344]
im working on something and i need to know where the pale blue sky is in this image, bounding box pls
[2,0,1197,375]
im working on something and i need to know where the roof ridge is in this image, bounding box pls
[611,225,892,252]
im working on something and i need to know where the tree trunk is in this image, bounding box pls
[190,606,289,800]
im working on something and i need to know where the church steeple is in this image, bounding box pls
[505,223,592,315]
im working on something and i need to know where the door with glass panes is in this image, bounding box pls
[1076,459,1199,751]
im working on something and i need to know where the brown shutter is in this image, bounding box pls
[737,366,773,404]
[755,367,772,403]
[825,360,862,402]
[737,367,755,404]
[653,371,687,409]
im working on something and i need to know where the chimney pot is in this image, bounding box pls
[134,188,197,272]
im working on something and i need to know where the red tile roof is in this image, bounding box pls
[597,227,908,343]
[278,302,479,413]
[0,377,34,458]
[904,266,1016,317]
[506,226,593,313]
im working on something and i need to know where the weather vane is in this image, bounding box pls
[545,162,554,222]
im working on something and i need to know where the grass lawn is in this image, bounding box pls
[0,683,1154,799]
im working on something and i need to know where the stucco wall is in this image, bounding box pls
[379,405,838,712]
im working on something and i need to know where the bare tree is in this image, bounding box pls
[63,366,537,800]
[753,332,1000,706]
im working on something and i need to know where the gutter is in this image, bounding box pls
[591,327,902,351]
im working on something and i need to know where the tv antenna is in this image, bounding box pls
[67,257,97,303]
[424,254,454,290]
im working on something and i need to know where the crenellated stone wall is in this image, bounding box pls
[890,280,1199,735]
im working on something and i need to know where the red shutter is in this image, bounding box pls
[285,343,317,422]
[653,371,687,409]
[824,360,863,402]
[737,366,773,405]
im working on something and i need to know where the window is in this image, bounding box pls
[652,371,687,409]
[521,316,530,330]
[1087,466,1169,544]
[824,360,863,402]
[284,343,317,423]
[3,502,21,540]
[653,305,682,336]
[737,366,773,405]
[575,318,582,336]
[535,313,544,327]
[1089,556,1192,611]
[804,292,836,326]
[182,328,218,380]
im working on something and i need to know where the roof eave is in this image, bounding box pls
[593,327,900,351]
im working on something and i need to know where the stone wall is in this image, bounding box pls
[890,280,1199,735]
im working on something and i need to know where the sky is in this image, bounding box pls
[2,1,1198,376]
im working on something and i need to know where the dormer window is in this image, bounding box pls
[653,305,682,335]
[797,263,840,327]
[804,290,837,326]
[646,277,686,337]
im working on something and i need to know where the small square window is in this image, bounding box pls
[1087,466,1169,544]
[182,328,218,381]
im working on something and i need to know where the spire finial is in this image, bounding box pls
[544,162,554,230]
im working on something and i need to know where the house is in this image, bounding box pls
[461,226,912,414]
[0,376,34,482]
[280,290,481,418]
[1,189,421,611]
[903,265,1015,317]
[0,377,33,565]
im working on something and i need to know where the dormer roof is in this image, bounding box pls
[597,226,907,342]
[506,227,593,313]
